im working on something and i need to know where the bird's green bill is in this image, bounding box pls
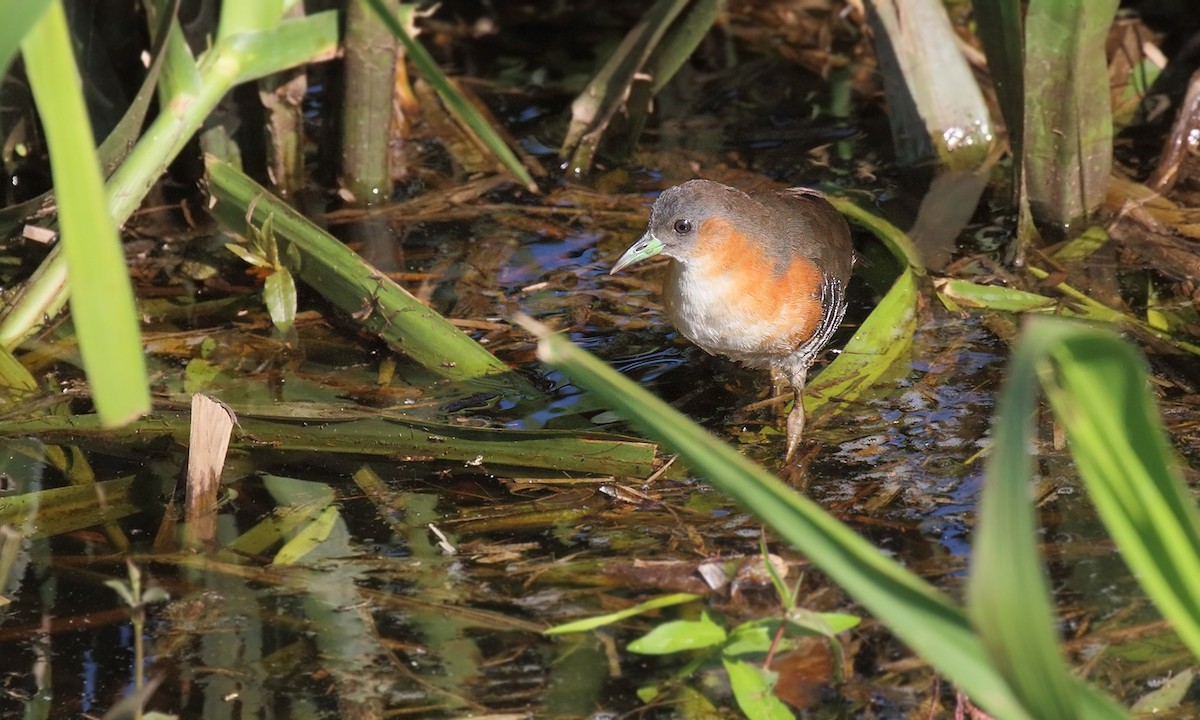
[610,233,665,274]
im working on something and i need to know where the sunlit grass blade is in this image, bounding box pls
[364,0,537,192]
[804,201,920,417]
[1025,266,1200,356]
[21,1,149,426]
[0,0,50,82]
[518,314,1039,719]
[545,593,702,635]
[560,0,685,166]
[216,0,283,39]
[806,267,917,417]
[934,277,1057,312]
[584,0,720,165]
[273,505,341,565]
[1041,322,1200,657]
[0,0,178,244]
[830,196,923,270]
[225,13,339,84]
[968,318,1127,719]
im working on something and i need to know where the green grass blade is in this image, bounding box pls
[216,0,283,40]
[0,6,337,356]
[225,13,339,85]
[968,318,1125,718]
[830,196,923,270]
[806,267,917,416]
[0,407,662,477]
[934,277,1057,312]
[0,0,50,79]
[645,0,719,95]
[545,593,702,635]
[0,346,37,391]
[519,315,1037,719]
[21,1,148,425]
[1042,323,1200,657]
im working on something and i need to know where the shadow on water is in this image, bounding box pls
[0,2,1194,718]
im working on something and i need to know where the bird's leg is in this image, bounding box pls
[770,367,789,411]
[784,364,809,462]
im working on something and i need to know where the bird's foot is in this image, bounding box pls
[784,399,805,463]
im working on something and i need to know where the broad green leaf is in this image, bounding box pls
[722,622,775,657]
[813,612,860,634]
[1130,668,1194,713]
[544,593,701,635]
[722,658,793,720]
[263,268,297,333]
[21,1,148,426]
[786,608,861,637]
[627,612,727,654]
[933,278,1056,312]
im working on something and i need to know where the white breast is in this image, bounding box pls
[662,260,790,369]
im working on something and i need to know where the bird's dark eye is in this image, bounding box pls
[673,218,693,234]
